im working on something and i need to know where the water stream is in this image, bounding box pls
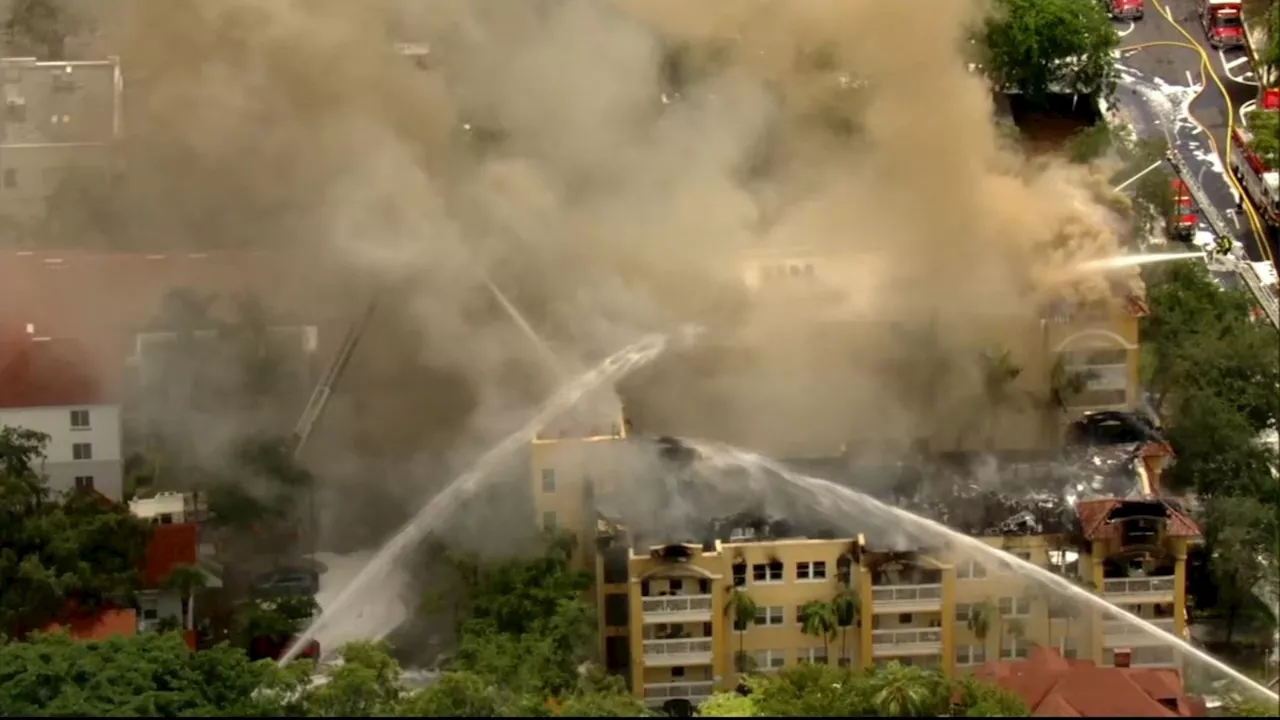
[688,440,1279,702]
[1075,251,1205,272]
[280,332,679,664]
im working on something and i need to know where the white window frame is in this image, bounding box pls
[753,605,785,627]
[72,442,92,461]
[956,559,987,580]
[69,409,90,429]
[955,603,972,623]
[752,562,784,584]
[798,646,828,665]
[997,596,1031,618]
[796,560,827,582]
[73,476,94,490]
[956,644,987,667]
[753,649,785,671]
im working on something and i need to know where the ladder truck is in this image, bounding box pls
[1231,89,1280,244]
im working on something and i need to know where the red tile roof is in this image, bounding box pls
[1075,498,1201,542]
[43,608,137,641]
[974,647,1205,717]
[143,522,199,588]
[0,336,112,409]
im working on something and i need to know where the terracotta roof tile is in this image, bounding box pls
[0,336,113,409]
[1074,498,1201,541]
[974,647,1202,717]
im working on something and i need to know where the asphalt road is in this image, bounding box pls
[1111,0,1277,269]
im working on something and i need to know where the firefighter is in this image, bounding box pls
[1215,235,1233,257]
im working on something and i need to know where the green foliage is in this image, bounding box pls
[1203,496,1279,643]
[702,662,1030,717]
[1223,695,1280,717]
[980,0,1120,104]
[0,427,151,637]
[1244,108,1280,169]
[237,594,319,643]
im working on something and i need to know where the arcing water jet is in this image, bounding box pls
[1075,251,1205,272]
[687,440,1280,703]
[280,332,677,664]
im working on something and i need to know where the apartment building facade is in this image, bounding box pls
[530,434,1198,713]
[0,56,122,219]
[0,333,125,500]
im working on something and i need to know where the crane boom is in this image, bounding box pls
[291,297,379,459]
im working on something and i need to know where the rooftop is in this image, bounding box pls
[0,335,111,409]
[973,646,1207,717]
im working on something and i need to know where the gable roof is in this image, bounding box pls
[0,335,112,409]
[1075,498,1202,542]
[974,647,1205,717]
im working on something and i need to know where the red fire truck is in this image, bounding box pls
[1103,0,1144,20]
[1169,179,1197,241]
[1230,89,1280,237]
[1198,0,1246,49]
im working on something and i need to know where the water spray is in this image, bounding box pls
[1075,251,1205,273]
[1113,158,1168,193]
[689,441,1280,703]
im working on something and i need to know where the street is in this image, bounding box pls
[1110,0,1277,271]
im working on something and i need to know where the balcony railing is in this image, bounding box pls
[1102,617,1177,646]
[1102,578,1175,596]
[642,594,714,620]
[871,584,943,607]
[642,638,714,664]
[871,628,944,655]
[644,681,716,701]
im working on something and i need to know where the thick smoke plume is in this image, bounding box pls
[56,0,1141,554]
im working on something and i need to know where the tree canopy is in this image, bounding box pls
[0,426,151,638]
[979,0,1120,103]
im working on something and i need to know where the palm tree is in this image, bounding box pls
[976,349,1032,450]
[1049,355,1098,412]
[968,600,994,660]
[161,563,208,631]
[831,590,861,667]
[798,600,838,664]
[725,588,758,672]
[866,660,940,716]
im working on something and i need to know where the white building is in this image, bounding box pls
[0,335,124,500]
[129,491,222,633]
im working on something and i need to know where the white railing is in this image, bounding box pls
[871,584,943,604]
[871,628,943,650]
[1102,577,1175,596]
[1104,618,1176,635]
[642,638,714,659]
[642,594,713,615]
[644,681,715,700]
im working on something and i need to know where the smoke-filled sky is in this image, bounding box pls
[40,0,1142,545]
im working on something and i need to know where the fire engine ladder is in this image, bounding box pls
[1165,150,1280,329]
[290,296,380,458]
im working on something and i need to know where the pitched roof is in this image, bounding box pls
[1075,498,1201,541]
[0,336,112,409]
[973,647,1205,717]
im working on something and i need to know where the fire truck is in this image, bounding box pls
[1103,0,1144,21]
[1230,89,1280,239]
[1198,0,1246,49]
[1169,178,1197,241]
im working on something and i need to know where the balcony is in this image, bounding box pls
[1102,617,1177,647]
[643,681,715,707]
[642,638,714,667]
[870,584,943,613]
[641,594,714,624]
[871,628,944,657]
[1101,577,1175,602]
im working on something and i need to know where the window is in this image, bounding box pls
[956,560,987,580]
[542,511,556,530]
[1000,638,1029,660]
[139,596,158,621]
[1059,638,1078,660]
[955,644,987,666]
[604,594,629,627]
[796,561,827,581]
[3,168,15,188]
[752,649,785,670]
[671,666,685,678]
[955,603,972,622]
[997,596,1031,618]
[540,468,556,493]
[74,476,94,490]
[898,613,913,624]
[732,564,746,587]
[753,606,785,627]
[798,646,827,665]
[69,409,90,429]
[156,513,174,525]
[1009,550,1032,562]
[752,561,784,584]
[72,442,92,460]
